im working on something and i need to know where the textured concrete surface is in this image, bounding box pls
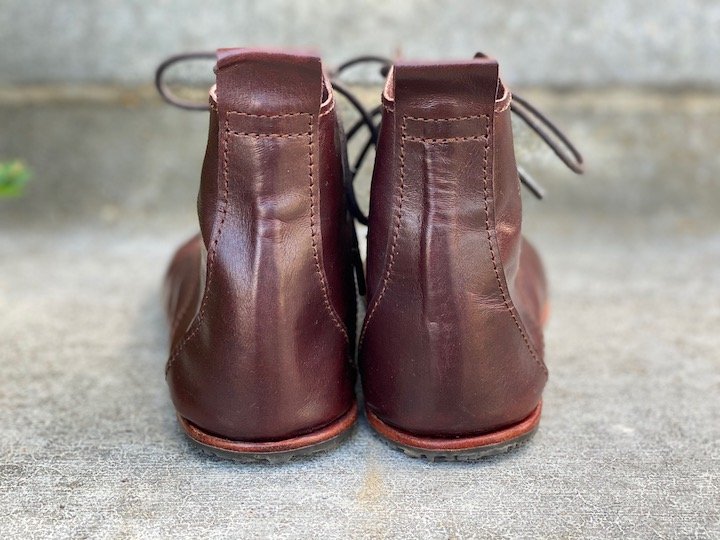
[1,0,720,88]
[1,92,719,538]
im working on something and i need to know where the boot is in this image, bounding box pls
[163,49,359,462]
[359,56,581,460]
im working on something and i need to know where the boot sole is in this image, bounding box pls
[366,402,542,462]
[177,402,358,463]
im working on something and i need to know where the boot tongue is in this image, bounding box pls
[214,48,322,118]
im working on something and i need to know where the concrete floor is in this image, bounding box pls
[1,90,719,538]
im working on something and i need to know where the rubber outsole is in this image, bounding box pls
[178,402,358,464]
[365,402,542,462]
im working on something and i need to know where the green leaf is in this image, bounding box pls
[0,160,31,197]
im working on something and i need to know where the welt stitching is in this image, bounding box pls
[358,116,407,351]
[307,116,350,343]
[479,116,547,375]
[166,119,232,375]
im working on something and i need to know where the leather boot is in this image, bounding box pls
[163,49,359,462]
[359,56,580,460]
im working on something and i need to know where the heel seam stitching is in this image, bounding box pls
[308,116,350,344]
[358,116,408,350]
[166,119,232,374]
[480,118,547,375]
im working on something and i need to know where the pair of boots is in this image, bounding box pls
[158,48,582,462]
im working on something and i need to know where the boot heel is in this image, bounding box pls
[178,403,358,463]
[366,402,542,462]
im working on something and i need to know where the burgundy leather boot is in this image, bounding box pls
[360,56,580,460]
[163,49,359,462]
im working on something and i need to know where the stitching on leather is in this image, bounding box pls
[307,116,350,343]
[227,131,310,138]
[405,115,483,122]
[226,111,310,119]
[166,119,232,375]
[479,117,547,375]
[358,116,407,351]
[404,135,488,143]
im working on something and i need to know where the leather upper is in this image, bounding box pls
[360,59,548,437]
[164,49,356,442]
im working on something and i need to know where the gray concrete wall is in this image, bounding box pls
[1,0,719,88]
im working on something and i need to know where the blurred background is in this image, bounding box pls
[1,0,719,225]
[1,1,718,538]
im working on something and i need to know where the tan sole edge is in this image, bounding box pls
[178,402,358,463]
[366,402,542,462]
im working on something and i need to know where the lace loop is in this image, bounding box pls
[155,52,216,110]
[334,56,393,78]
